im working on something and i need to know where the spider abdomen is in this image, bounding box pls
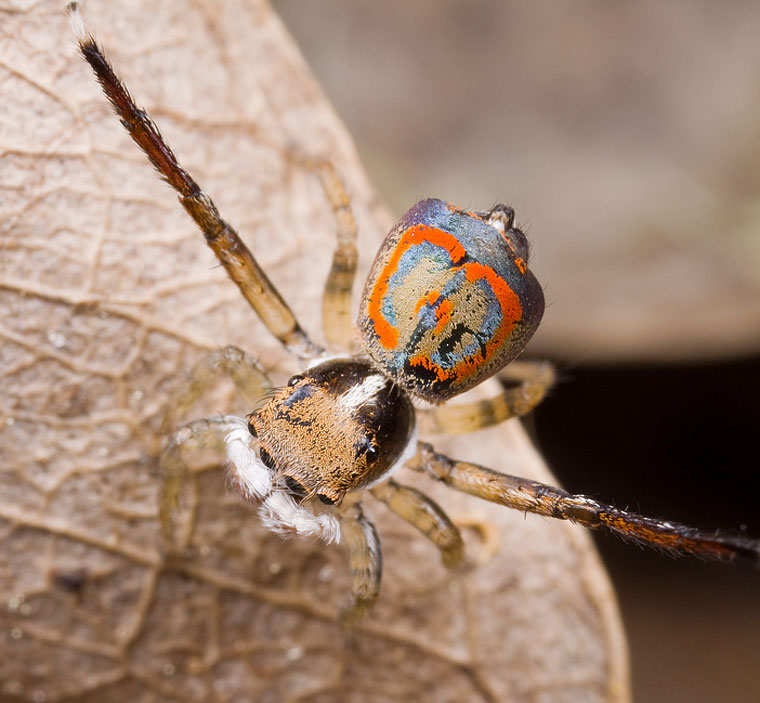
[358,198,545,403]
[249,358,416,504]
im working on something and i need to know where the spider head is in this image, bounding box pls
[248,358,416,503]
[358,198,544,404]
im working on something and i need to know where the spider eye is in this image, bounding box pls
[354,436,378,461]
[247,418,258,437]
[285,476,307,496]
[317,494,335,505]
[259,447,276,470]
[287,374,305,387]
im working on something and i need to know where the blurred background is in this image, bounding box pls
[273,1,760,701]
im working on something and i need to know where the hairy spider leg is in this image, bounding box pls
[421,360,557,435]
[70,6,319,358]
[159,348,271,550]
[160,415,242,551]
[371,480,464,568]
[160,346,270,437]
[411,442,760,563]
[315,161,359,350]
[339,502,382,625]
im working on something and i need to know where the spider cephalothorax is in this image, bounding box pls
[72,3,759,624]
[249,358,416,505]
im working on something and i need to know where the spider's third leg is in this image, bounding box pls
[409,442,760,563]
[422,360,556,435]
[339,503,382,625]
[315,161,359,350]
[70,5,320,358]
[371,480,464,568]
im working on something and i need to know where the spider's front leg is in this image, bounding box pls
[409,442,760,563]
[159,347,270,550]
[160,415,242,551]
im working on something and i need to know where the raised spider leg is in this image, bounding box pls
[313,161,359,350]
[338,502,382,626]
[422,360,557,435]
[371,480,464,568]
[69,5,320,359]
[410,442,760,563]
[159,347,271,550]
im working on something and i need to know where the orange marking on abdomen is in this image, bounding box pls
[414,289,441,314]
[462,262,522,327]
[409,354,449,382]
[434,298,453,333]
[367,225,467,349]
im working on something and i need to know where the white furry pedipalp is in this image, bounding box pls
[224,419,272,500]
[259,492,341,544]
[223,417,341,544]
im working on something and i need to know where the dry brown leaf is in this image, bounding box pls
[0,1,629,701]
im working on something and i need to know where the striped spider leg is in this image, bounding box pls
[71,4,758,626]
[408,443,760,563]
